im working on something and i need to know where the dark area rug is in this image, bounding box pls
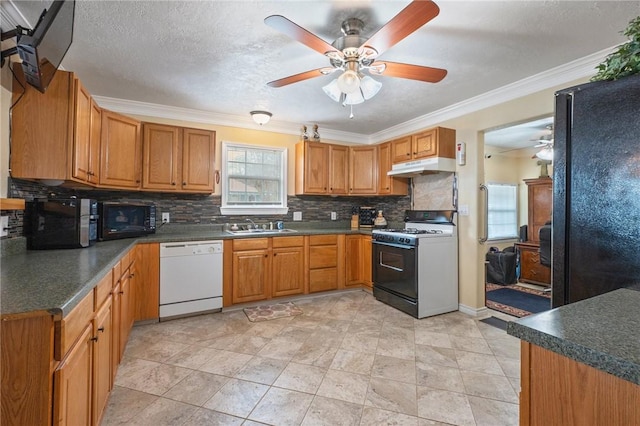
[479,316,508,331]
[486,283,551,318]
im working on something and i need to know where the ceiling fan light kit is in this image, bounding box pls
[250,110,272,125]
[264,0,446,117]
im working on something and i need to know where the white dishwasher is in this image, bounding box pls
[160,240,223,320]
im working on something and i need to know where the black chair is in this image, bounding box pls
[539,222,551,267]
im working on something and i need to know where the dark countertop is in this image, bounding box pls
[507,288,640,385]
[0,225,373,318]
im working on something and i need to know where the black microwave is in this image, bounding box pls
[25,198,98,249]
[98,202,156,241]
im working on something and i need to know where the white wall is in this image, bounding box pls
[1,64,12,198]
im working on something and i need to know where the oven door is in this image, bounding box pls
[372,241,418,300]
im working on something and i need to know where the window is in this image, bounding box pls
[487,183,518,240]
[220,142,288,215]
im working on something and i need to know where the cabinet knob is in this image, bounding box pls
[264,254,268,258]
[413,152,417,155]
[273,253,277,257]
[172,182,176,186]
[90,336,98,342]
[119,291,124,295]
[406,153,410,156]
[129,273,135,278]
[183,182,187,186]
[98,326,105,333]
[136,180,140,183]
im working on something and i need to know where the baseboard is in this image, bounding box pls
[458,303,489,317]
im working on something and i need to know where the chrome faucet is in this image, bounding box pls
[245,218,257,229]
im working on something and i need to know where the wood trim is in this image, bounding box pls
[520,341,532,426]
[0,198,26,210]
[223,240,233,307]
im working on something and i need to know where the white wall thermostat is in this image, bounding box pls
[456,142,466,166]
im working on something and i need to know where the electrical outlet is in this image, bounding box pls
[162,212,170,223]
[458,204,469,216]
[293,211,302,221]
[0,216,8,237]
[331,212,337,220]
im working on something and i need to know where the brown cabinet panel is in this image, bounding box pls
[349,146,377,194]
[525,177,553,243]
[134,243,160,321]
[309,245,338,269]
[413,129,437,158]
[296,142,328,194]
[329,145,349,195]
[345,235,362,286]
[362,237,373,288]
[391,127,456,164]
[142,123,181,190]
[309,268,338,293]
[100,111,141,189]
[182,128,216,192]
[377,142,408,195]
[517,243,551,286]
[391,136,412,163]
[232,249,270,303]
[72,79,92,182]
[88,100,102,185]
[272,247,305,297]
[93,297,112,426]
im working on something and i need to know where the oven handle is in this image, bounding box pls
[372,241,415,250]
[379,252,404,272]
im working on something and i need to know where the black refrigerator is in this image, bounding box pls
[552,74,640,307]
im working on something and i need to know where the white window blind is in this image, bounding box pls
[487,183,518,240]
[220,142,288,215]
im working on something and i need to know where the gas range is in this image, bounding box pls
[372,210,456,247]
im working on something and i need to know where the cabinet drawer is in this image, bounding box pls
[94,270,113,310]
[272,236,304,248]
[58,291,94,359]
[309,268,338,292]
[233,238,269,251]
[309,246,338,269]
[309,235,338,246]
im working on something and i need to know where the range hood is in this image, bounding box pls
[387,157,456,177]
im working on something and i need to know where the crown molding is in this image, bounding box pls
[92,95,369,144]
[96,46,613,145]
[0,0,31,28]
[369,46,613,143]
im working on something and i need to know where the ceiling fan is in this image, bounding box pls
[264,0,447,109]
[532,124,554,161]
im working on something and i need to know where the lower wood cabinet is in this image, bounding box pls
[92,297,112,426]
[309,234,345,293]
[272,237,305,297]
[516,242,551,286]
[134,243,160,321]
[345,235,373,288]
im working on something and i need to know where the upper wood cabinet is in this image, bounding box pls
[391,127,456,164]
[142,124,216,193]
[10,70,101,187]
[349,146,377,194]
[295,141,349,195]
[525,177,553,243]
[99,111,142,189]
[329,145,349,195]
[377,142,408,195]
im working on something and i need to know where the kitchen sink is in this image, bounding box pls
[225,228,298,235]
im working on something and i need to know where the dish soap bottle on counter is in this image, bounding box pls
[374,210,388,229]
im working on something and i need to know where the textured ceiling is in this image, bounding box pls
[7,0,640,140]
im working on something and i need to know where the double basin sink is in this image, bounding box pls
[225,228,298,236]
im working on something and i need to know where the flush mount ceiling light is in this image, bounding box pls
[250,111,272,125]
[535,146,554,161]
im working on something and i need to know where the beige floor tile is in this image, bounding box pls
[274,362,327,394]
[460,371,518,403]
[162,371,228,406]
[245,321,289,339]
[183,408,244,425]
[125,397,198,426]
[248,387,314,425]
[116,359,192,396]
[487,336,521,360]
[468,395,519,426]
[371,354,417,384]
[203,378,269,418]
[376,336,415,361]
[206,333,270,355]
[415,344,458,369]
[347,321,383,337]
[277,325,315,342]
[257,336,304,360]
[414,329,453,349]
[307,329,347,347]
[455,350,504,375]
[302,396,363,426]
[100,386,158,425]
[292,341,340,367]
[317,370,370,405]
[365,377,418,416]
[164,345,220,369]
[317,319,353,333]
[288,313,329,329]
[415,362,465,393]
[360,406,419,426]
[416,386,475,426]
[235,356,288,385]
[330,349,375,375]
[450,335,493,355]
[441,317,484,339]
[496,355,521,378]
[198,349,253,376]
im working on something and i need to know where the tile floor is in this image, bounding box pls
[102,291,520,426]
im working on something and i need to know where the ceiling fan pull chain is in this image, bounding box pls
[349,104,354,119]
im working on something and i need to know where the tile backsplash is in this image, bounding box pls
[3,178,411,239]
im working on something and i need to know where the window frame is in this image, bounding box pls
[486,182,519,241]
[220,141,288,216]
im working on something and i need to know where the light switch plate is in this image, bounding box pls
[458,204,469,216]
[0,216,8,237]
[162,212,170,223]
[293,211,302,221]
[331,212,337,220]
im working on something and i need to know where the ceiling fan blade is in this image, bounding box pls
[267,69,325,88]
[359,0,440,56]
[375,61,447,83]
[265,15,340,56]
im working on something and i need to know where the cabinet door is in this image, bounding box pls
[309,243,339,292]
[345,235,362,286]
[72,79,92,183]
[413,129,438,159]
[88,100,102,184]
[300,142,328,194]
[182,128,216,192]
[272,246,304,297]
[232,249,270,303]
[93,297,112,426]
[142,123,180,191]
[118,271,133,361]
[100,110,142,189]
[329,145,349,194]
[526,178,553,243]
[391,136,412,163]
[377,142,408,195]
[134,243,160,321]
[111,280,121,377]
[53,324,93,426]
[349,146,377,194]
